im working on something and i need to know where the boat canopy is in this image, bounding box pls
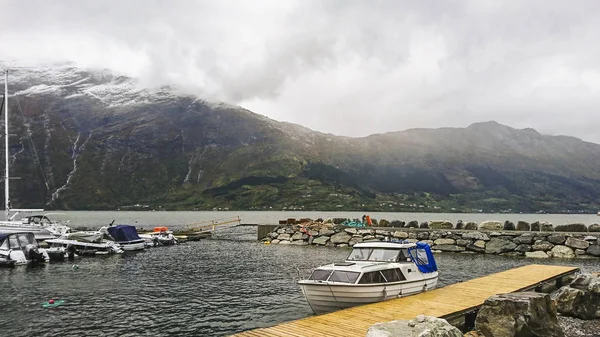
[407,242,437,273]
[0,232,37,250]
[106,225,142,242]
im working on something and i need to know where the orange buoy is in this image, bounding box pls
[366,215,372,226]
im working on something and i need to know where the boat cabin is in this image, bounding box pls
[0,232,48,265]
[307,242,437,285]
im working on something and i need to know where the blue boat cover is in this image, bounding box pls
[106,225,141,242]
[407,242,438,273]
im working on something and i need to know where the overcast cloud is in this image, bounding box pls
[2,0,600,142]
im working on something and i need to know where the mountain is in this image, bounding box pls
[3,65,600,212]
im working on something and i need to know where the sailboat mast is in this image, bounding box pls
[4,69,9,221]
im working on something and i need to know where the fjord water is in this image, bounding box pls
[1,212,599,337]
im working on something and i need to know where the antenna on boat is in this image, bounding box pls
[4,69,9,221]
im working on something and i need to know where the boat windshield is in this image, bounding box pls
[347,248,408,262]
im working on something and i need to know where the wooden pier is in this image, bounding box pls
[231,264,578,337]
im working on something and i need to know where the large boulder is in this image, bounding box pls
[586,244,600,256]
[392,231,409,239]
[405,220,419,228]
[435,245,465,252]
[485,238,517,254]
[390,220,405,228]
[465,222,478,230]
[277,233,291,240]
[330,232,352,244]
[478,221,504,231]
[379,219,390,227]
[515,244,532,253]
[553,277,600,320]
[319,229,335,236]
[589,224,600,232]
[530,221,541,231]
[312,236,329,245]
[516,221,531,231]
[513,234,535,244]
[366,315,462,337]
[344,228,358,235]
[434,238,456,245]
[475,292,564,337]
[555,223,587,233]
[565,237,590,250]
[466,240,486,252]
[547,234,566,245]
[429,221,453,230]
[532,240,554,251]
[503,221,515,230]
[550,245,575,258]
[463,232,490,241]
[419,221,429,229]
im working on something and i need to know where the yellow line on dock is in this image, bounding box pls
[231,264,578,337]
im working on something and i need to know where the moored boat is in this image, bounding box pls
[105,225,145,251]
[46,230,123,260]
[297,241,438,314]
[0,232,49,267]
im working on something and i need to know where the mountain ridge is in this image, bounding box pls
[3,65,600,212]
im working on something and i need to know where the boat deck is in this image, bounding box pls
[231,264,578,337]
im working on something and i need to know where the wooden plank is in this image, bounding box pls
[230,265,578,337]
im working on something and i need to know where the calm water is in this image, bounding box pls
[1,212,599,337]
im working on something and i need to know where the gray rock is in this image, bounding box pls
[540,222,554,232]
[551,245,575,258]
[312,236,329,245]
[565,237,590,250]
[279,240,291,245]
[586,244,600,256]
[513,234,535,244]
[555,223,587,233]
[516,221,531,231]
[390,220,405,228]
[532,240,554,251]
[467,240,486,252]
[363,235,375,240]
[269,232,279,239]
[379,219,390,227]
[429,221,453,229]
[291,232,304,241]
[547,234,566,245]
[462,232,490,241]
[276,229,286,234]
[525,251,549,258]
[435,245,465,252]
[405,239,418,243]
[589,224,600,232]
[456,239,471,247]
[419,221,429,229]
[583,236,598,242]
[277,233,291,240]
[417,232,430,240]
[344,228,357,235]
[419,240,434,246]
[271,239,280,244]
[455,220,464,230]
[376,229,391,236]
[570,274,593,290]
[319,229,335,236]
[429,231,442,240]
[504,220,516,230]
[434,238,456,245]
[475,292,564,337]
[392,231,409,239]
[307,237,314,245]
[575,249,586,255]
[330,232,352,244]
[406,220,419,228]
[553,285,600,320]
[366,315,462,337]
[464,222,478,230]
[358,229,374,235]
[489,231,503,237]
[485,238,517,254]
[531,221,541,231]
[478,221,504,231]
[515,244,532,253]
[408,233,417,239]
[309,230,319,237]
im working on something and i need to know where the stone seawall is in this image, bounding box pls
[261,220,600,258]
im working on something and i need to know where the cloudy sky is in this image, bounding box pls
[2,0,600,142]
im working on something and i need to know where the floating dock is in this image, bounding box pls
[231,264,578,337]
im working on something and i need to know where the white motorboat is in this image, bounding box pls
[0,70,71,240]
[46,230,124,260]
[297,241,438,314]
[0,231,49,267]
[105,225,145,251]
[139,227,179,246]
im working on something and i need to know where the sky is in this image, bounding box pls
[2,0,600,142]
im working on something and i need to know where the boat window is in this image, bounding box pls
[368,249,399,262]
[17,234,31,248]
[329,271,360,284]
[347,248,371,261]
[309,269,332,281]
[358,271,386,284]
[0,239,8,250]
[9,235,20,249]
[409,248,429,265]
[380,268,406,282]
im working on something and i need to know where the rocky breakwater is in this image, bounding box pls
[262,220,600,259]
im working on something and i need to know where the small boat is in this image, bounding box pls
[297,241,438,314]
[0,232,49,267]
[105,225,145,251]
[45,230,123,260]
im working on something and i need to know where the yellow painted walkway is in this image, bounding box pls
[231,264,578,337]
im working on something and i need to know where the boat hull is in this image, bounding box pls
[299,275,438,314]
[119,241,146,251]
